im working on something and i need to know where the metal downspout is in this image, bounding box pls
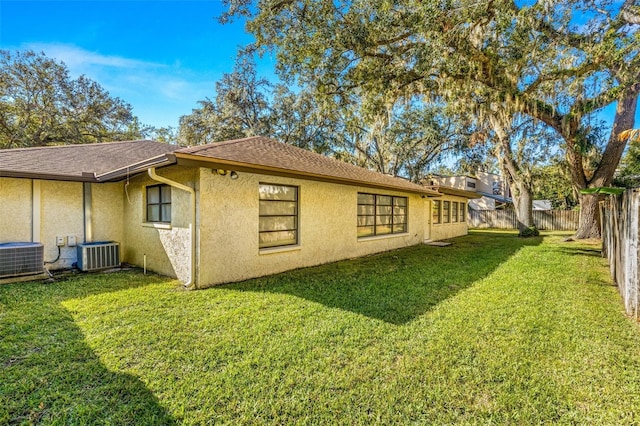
[31,180,41,242]
[83,182,93,243]
[148,168,197,289]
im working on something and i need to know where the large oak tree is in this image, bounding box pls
[179,56,468,180]
[0,50,144,148]
[222,0,640,238]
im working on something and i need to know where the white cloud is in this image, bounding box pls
[12,42,218,128]
[22,42,163,70]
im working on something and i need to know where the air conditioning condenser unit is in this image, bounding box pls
[0,242,44,278]
[77,241,120,272]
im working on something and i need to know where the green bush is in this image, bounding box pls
[519,225,540,238]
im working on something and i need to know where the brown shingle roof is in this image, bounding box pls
[176,136,440,195]
[0,140,179,182]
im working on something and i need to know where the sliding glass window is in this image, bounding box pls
[357,193,408,238]
[432,200,441,224]
[443,201,451,223]
[259,184,298,249]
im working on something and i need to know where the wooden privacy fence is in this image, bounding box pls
[468,209,579,230]
[601,190,640,319]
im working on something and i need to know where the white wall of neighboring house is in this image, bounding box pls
[469,197,496,210]
[474,171,511,199]
[433,172,511,211]
[533,200,552,210]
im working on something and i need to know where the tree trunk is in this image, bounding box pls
[575,193,601,239]
[490,116,535,235]
[573,85,639,239]
[513,181,534,232]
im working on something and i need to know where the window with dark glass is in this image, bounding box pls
[460,202,466,222]
[146,184,171,223]
[452,201,459,222]
[357,193,407,237]
[432,200,441,224]
[443,201,451,223]
[492,181,502,195]
[259,184,298,249]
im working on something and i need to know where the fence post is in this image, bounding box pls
[637,194,640,320]
[601,190,640,319]
[633,190,640,320]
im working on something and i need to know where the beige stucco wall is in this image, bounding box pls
[197,170,426,287]
[91,182,124,245]
[1,166,472,283]
[430,195,469,241]
[122,166,196,282]
[0,178,32,242]
[39,180,84,268]
[0,177,125,270]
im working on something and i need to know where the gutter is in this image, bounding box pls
[96,154,177,182]
[147,167,197,289]
[0,154,177,183]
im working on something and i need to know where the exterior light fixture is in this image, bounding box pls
[215,169,227,176]
[230,171,239,180]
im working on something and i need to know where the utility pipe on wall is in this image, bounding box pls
[148,168,197,289]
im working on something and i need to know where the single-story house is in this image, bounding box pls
[0,137,479,288]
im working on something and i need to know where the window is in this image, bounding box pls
[432,200,441,224]
[467,181,476,189]
[452,202,459,222]
[357,193,407,237]
[460,202,466,222]
[146,184,171,223]
[259,184,298,249]
[493,181,502,195]
[443,201,451,223]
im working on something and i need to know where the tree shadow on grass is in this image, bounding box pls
[223,232,542,325]
[0,272,176,424]
[552,246,603,258]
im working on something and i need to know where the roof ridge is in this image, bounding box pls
[266,139,412,180]
[0,139,158,153]
[178,136,265,153]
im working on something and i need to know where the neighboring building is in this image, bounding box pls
[431,172,512,210]
[533,200,552,210]
[0,137,477,288]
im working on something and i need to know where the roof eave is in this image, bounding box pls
[477,191,513,203]
[0,154,177,183]
[435,186,483,199]
[175,152,440,196]
[0,170,98,182]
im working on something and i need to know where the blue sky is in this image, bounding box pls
[0,1,277,129]
[0,1,637,135]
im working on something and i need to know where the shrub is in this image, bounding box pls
[519,226,540,238]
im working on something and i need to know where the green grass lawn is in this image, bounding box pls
[2,230,640,424]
